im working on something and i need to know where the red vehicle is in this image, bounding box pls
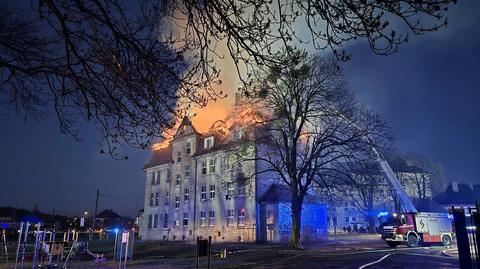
[380,212,454,248]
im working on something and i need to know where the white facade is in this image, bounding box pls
[140,118,260,242]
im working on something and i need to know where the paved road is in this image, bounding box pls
[0,235,460,268]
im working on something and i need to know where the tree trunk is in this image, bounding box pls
[289,194,303,249]
[367,216,376,233]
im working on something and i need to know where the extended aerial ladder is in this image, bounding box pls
[371,147,418,213]
[332,110,417,213]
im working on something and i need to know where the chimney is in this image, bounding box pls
[234,92,243,107]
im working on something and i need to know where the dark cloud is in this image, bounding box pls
[342,1,480,183]
[1,2,479,216]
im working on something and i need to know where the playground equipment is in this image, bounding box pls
[10,222,87,269]
[1,229,7,263]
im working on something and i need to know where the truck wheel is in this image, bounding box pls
[442,235,452,247]
[387,241,400,248]
[407,235,418,248]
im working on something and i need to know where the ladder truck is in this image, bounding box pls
[374,149,454,248]
[334,111,454,248]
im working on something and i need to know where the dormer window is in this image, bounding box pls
[186,141,192,155]
[234,130,243,140]
[204,137,214,149]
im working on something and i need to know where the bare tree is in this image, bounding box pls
[1,0,454,155]
[347,163,391,233]
[0,0,222,157]
[402,153,444,211]
[243,51,391,248]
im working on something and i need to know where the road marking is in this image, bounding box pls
[358,253,392,269]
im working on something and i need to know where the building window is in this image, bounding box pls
[238,185,246,197]
[204,137,214,149]
[148,214,153,229]
[185,165,190,178]
[186,142,192,155]
[153,214,159,228]
[155,171,160,184]
[227,182,235,197]
[174,219,179,226]
[201,162,207,175]
[175,196,180,209]
[345,217,349,223]
[200,211,207,227]
[238,208,246,226]
[183,212,189,226]
[184,187,190,202]
[165,191,170,205]
[209,210,215,226]
[209,159,216,173]
[201,185,207,200]
[155,192,160,206]
[163,213,168,228]
[234,130,243,140]
[352,217,357,222]
[176,174,181,187]
[227,209,234,226]
[177,151,182,163]
[149,193,155,206]
[151,173,156,185]
[210,184,216,199]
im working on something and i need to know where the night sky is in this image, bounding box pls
[0,2,479,217]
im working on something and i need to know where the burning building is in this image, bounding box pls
[140,98,328,242]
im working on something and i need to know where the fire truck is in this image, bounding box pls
[380,212,454,247]
[368,148,454,248]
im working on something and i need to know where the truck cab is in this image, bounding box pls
[380,212,454,248]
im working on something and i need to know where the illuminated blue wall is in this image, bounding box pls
[278,202,327,240]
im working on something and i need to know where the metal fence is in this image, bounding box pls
[452,203,480,269]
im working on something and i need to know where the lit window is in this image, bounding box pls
[186,142,192,155]
[209,210,215,226]
[238,208,246,226]
[175,196,180,209]
[227,209,234,226]
[204,137,214,149]
[209,159,216,173]
[201,185,207,200]
[200,211,207,227]
[185,165,190,178]
[177,151,181,163]
[210,185,216,199]
[184,188,190,202]
[183,212,189,226]
[201,162,207,175]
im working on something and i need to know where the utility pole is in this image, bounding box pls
[93,190,99,229]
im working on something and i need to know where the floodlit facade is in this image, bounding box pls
[140,113,328,242]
